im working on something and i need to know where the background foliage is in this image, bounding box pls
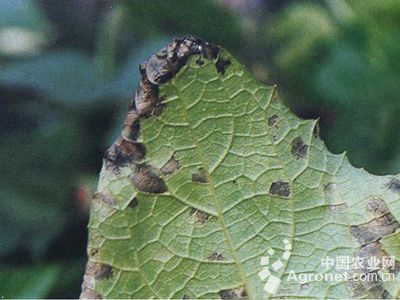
[1,0,399,297]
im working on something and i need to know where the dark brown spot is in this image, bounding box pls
[192,168,209,183]
[207,252,225,261]
[268,114,279,127]
[93,192,116,206]
[218,286,247,299]
[104,144,131,168]
[134,37,219,120]
[291,137,308,159]
[128,197,139,208]
[104,137,146,170]
[191,208,210,225]
[134,77,165,118]
[94,264,113,280]
[145,55,172,85]
[161,154,180,175]
[386,178,400,193]
[269,181,290,197]
[130,164,167,193]
[215,56,231,75]
[145,36,219,85]
[117,139,146,162]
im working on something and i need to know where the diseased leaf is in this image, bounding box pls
[82,37,400,299]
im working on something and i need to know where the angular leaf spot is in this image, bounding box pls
[351,214,399,244]
[127,197,139,209]
[160,154,180,175]
[291,137,308,159]
[94,264,113,280]
[386,178,400,193]
[218,286,247,299]
[268,114,279,127]
[192,168,209,183]
[190,208,210,225]
[215,56,231,75]
[207,252,225,261]
[269,181,290,197]
[366,197,388,216]
[93,192,116,206]
[130,164,167,193]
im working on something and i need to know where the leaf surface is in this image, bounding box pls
[82,37,400,299]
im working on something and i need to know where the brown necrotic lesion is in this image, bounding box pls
[268,114,279,127]
[94,264,113,280]
[93,192,116,206]
[291,136,308,159]
[104,36,222,193]
[190,208,210,225]
[191,168,209,183]
[386,178,400,193]
[207,252,225,261]
[160,154,180,175]
[130,164,167,193]
[269,181,290,197]
[218,286,247,299]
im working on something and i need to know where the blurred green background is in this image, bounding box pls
[1,0,399,298]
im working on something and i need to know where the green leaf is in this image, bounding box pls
[82,37,400,299]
